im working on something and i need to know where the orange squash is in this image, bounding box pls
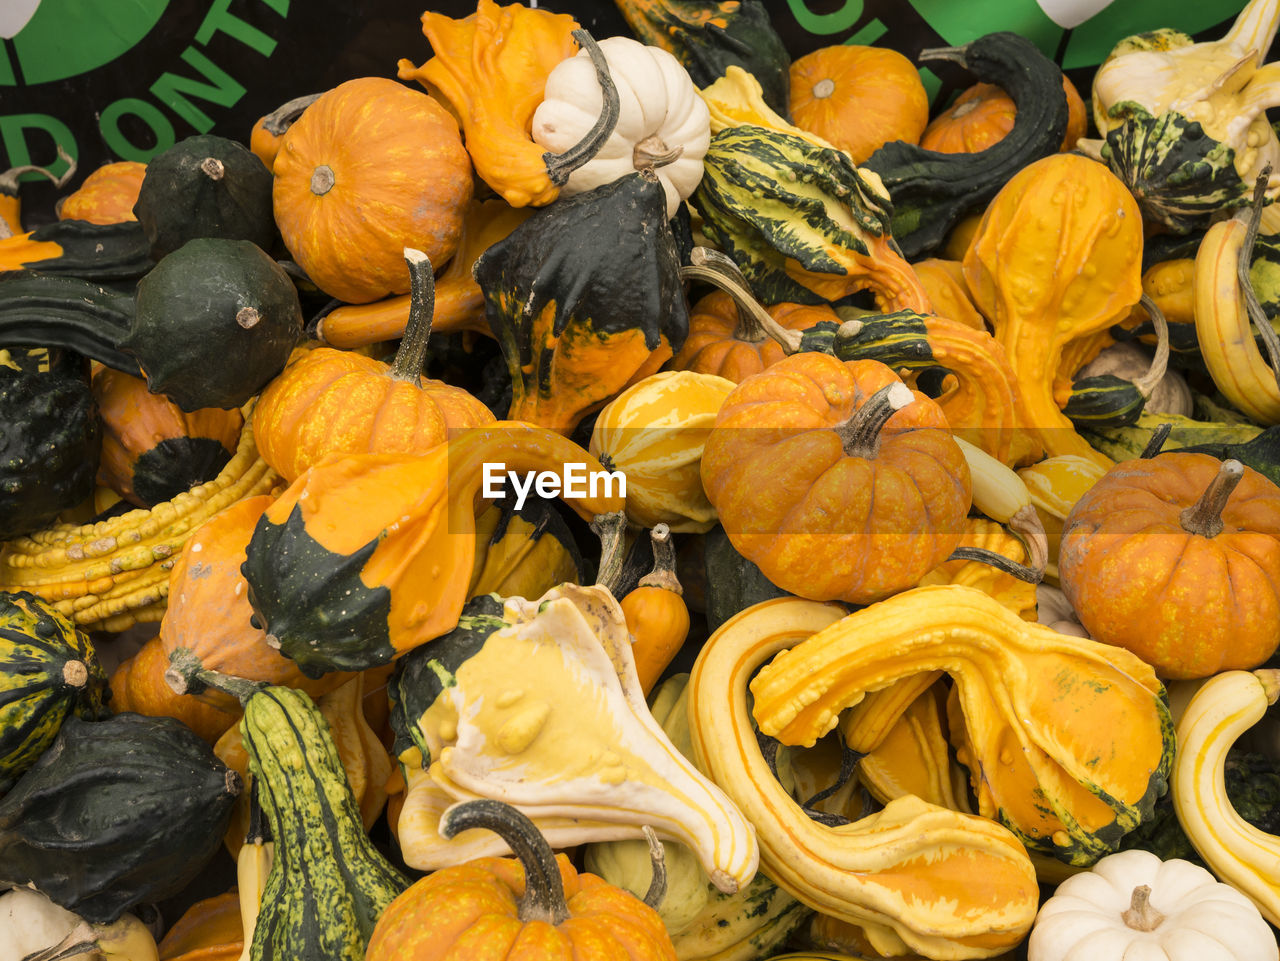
[57,161,147,225]
[157,891,243,961]
[253,249,494,482]
[92,365,243,508]
[920,75,1087,154]
[701,354,971,605]
[620,525,690,696]
[910,258,986,331]
[248,93,321,171]
[271,77,473,304]
[789,45,930,164]
[109,633,241,745]
[1059,454,1280,679]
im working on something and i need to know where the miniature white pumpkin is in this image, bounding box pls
[532,35,710,219]
[1028,848,1278,961]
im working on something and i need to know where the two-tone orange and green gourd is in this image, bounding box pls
[0,591,108,793]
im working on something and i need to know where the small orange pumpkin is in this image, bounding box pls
[788,45,929,164]
[1059,454,1280,679]
[253,249,495,482]
[57,161,147,225]
[272,77,473,304]
[920,76,1087,154]
[701,354,971,605]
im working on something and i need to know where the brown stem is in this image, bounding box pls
[259,93,321,136]
[633,134,684,172]
[310,164,335,196]
[389,248,435,382]
[1006,504,1049,577]
[1121,885,1165,932]
[591,511,628,596]
[679,246,803,350]
[544,30,621,186]
[834,382,914,459]
[947,547,1044,584]
[438,800,571,925]
[640,825,668,908]
[1133,294,1170,399]
[1139,422,1174,459]
[164,648,266,705]
[1180,459,1245,538]
[1237,166,1280,394]
[200,157,225,181]
[61,659,89,687]
[638,523,682,595]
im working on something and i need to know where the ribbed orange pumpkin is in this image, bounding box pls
[58,161,146,224]
[253,249,494,482]
[672,290,828,383]
[702,354,971,605]
[272,77,473,304]
[920,76,1087,154]
[789,45,929,164]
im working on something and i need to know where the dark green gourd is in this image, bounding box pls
[0,712,241,922]
[5,220,153,281]
[701,525,789,632]
[1063,296,1172,430]
[862,31,1068,259]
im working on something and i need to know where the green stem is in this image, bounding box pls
[390,247,435,382]
[543,31,621,187]
[164,647,268,705]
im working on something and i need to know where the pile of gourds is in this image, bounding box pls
[2,0,1280,959]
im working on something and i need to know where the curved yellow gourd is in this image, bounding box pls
[1172,668,1280,925]
[686,595,1039,960]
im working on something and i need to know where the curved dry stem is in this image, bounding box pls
[591,511,629,596]
[544,30,621,186]
[1133,294,1171,399]
[1179,459,1245,538]
[390,247,435,382]
[947,546,1044,584]
[1236,167,1280,395]
[1006,504,1049,577]
[640,825,668,908]
[833,382,913,459]
[638,523,682,595]
[681,246,803,352]
[260,93,322,136]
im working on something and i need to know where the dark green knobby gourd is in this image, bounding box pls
[0,712,241,922]
[0,348,100,538]
[702,524,789,632]
[474,169,688,435]
[1101,110,1251,235]
[612,0,791,116]
[2,220,153,281]
[0,591,108,794]
[133,135,275,260]
[862,32,1068,259]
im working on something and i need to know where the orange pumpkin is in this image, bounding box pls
[789,45,929,164]
[249,92,321,171]
[1059,454,1280,679]
[109,633,241,745]
[272,77,473,304]
[920,76,1087,154]
[157,891,243,961]
[93,365,244,508]
[701,354,971,605]
[57,161,147,224]
[366,799,675,961]
[253,249,495,482]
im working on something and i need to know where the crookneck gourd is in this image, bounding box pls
[241,423,624,676]
[386,583,757,893]
[686,595,1040,959]
[701,353,971,606]
[749,584,1175,866]
[693,124,931,312]
[252,248,494,482]
[0,591,108,793]
[474,170,689,435]
[862,32,1069,259]
[398,6,620,209]
[964,152,1144,468]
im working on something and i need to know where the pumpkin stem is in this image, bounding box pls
[544,30,622,187]
[947,546,1045,584]
[917,44,969,69]
[164,647,267,705]
[638,523,682,595]
[1235,167,1280,394]
[1121,884,1166,932]
[390,247,435,383]
[1132,294,1170,400]
[200,156,225,181]
[633,134,684,172]
[259,93,321,137]
[16,922,103,961]
[1007,504,1050,576]
[61,659,89,688]
[640,825,668,909]
[811,78,836,99]
[310,164,335,196]
[438,799,572,926]
[1139,422,1174,459]
[833,382,914,459]
[1180,459,1245,538]
[592,510,629,596]
[680,246,802,350]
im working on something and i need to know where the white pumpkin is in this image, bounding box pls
[532,36,710,219]
[1028,849,1278,961]
[0,887,158,961]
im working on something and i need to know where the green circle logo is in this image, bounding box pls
[0,0,169,86]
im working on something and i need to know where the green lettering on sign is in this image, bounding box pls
[195,0,280,56]
[786,0,864,35]
[99,98,176,162]
[3,0,168,86]
[151,47,246,133]
[0,114,77,179]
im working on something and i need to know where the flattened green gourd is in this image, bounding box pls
[0,591,108,793]
[0,220,153,280]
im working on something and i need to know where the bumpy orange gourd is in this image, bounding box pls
[920,76,1087,154]
[271,78,472,304]
[701,354,971,605]
[789,45,929,164]
[910,258,986,331]
[253,249,494,482]
[964,153,1142,467]
[1059,453,1280,679]
[58,161,146,224]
